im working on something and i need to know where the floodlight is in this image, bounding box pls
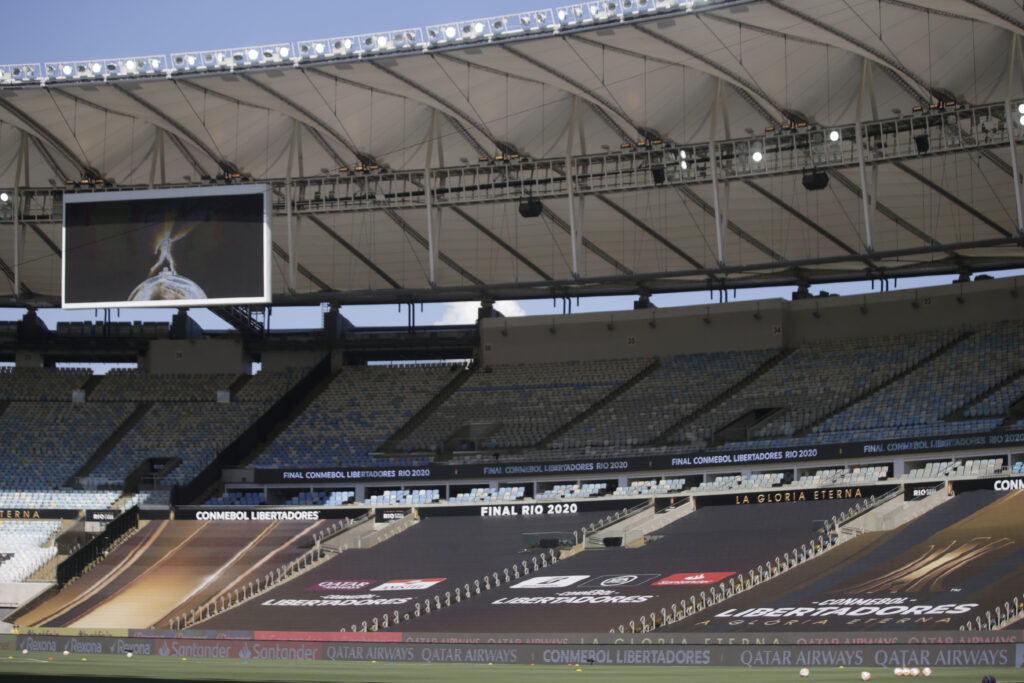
[376,35,389,48]
[61,64,72,76]
[0,192,8,202]
[125,59,137,72]
[444,25,457,39]
[91,62,101,74]
[314,42,325,55]
[680,160,687,170]
[751,150,763,162]
[1018,103,1024,114]
[247,49,258,61]
[1020,115,1024,126]
[828,130,840,142]
[279,46,290,58]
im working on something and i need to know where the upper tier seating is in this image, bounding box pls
[0,367,91,401]
[669,331,956,448]
[89,370,303,487]
[394,358,650,452]
[550,350,776,449]
[0,402,134,489]
[253,365,456,469]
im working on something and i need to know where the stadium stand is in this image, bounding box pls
[18,518,327,628]
[398,499,858,633]
[659,489,1017,633]
[201,511,616,633]
[392,358,649,452]
[87,370,303,486]
[670,331,957,449]
[548,350,775,449]
[252,365,454,468]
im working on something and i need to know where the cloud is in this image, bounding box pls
[436,300,526,325]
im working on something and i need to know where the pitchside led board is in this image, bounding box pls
[62,185,271,309]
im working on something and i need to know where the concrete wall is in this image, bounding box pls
[14,351,43,368]
[480,276,1024,365]
[260,350,325,372]
[143,339,251,375]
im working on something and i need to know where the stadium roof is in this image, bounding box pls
[1,0,1023,309]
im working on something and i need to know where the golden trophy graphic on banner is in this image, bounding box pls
[128,223,208,302]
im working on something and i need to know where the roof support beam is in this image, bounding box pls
[567,96,582,277]
[270,241,331,292]
[27,135,68,183]
[371,60,500,153]
[425,110,441,287]
[826,169,955,255]
[381,207,484,286]
[742,181,867,261]
[710,79,730,266]
[502,42,641,140]
[766,0,935,104]
[892,162,1012,238]
[12,131,26,299]
[673,184,786,263]
[855,59,879,251]
[963,0,1024,34]
[593,195,705,271]
[446,205,552,282]
[237,73,363,165]
[1007,34,1024,234]
[540,204,633,276]
[303,213,403,290]
[625,25,784,126]
[110,83,230,175]
[0,97,95,179]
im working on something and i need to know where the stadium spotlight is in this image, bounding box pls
[0,192,8,202]
[828,130,840,142]
[1018,102,1024,114]
[751,148,764,163]
[679,149,687,170]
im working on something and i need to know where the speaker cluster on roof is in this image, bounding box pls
[518,199,543,218]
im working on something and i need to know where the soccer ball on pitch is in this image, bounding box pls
[799,667,810,677]
[910,668,919,677]
[921,668,932,677]
[894,667,907,677]
[861,672,872,681]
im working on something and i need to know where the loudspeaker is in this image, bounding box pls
[518,198,543,218]
[801,171,829,191]
[914,134,930,154]
[651,166,665,185]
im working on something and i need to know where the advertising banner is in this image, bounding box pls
[174,507,361,521]
[252,430,1024,485]
[695,485,895,508]
[15,632,1020,667]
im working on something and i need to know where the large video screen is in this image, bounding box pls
[62,185,271,309]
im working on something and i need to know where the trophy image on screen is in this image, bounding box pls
[128,223,208,302]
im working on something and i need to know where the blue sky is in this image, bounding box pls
[0,0,1010,331]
